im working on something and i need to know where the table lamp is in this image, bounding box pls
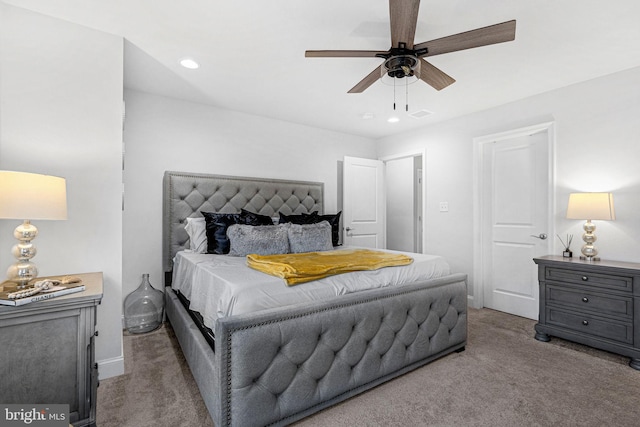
[566,192,615,261]
[0,171,67,287]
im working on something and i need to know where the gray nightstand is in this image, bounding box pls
[0,272,103,426]
[533,256,640,370]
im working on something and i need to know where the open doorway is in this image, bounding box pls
[385,154,424,253]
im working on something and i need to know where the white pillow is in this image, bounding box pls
[185,217,207,253]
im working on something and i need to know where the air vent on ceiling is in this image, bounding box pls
[408,109,433,119]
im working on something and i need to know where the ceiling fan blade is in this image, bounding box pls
[415,20,516,57]
[418,58,455,91]
[305,50,388,58]
[348,65,383,93]
[389,0,421,48]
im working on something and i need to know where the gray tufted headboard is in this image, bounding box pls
[162,171,324,275]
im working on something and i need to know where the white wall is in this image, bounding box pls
[122,89,376,299]
[0,5,124,378]
[376,65,640,294]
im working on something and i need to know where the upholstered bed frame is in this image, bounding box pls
[162,171,468,426]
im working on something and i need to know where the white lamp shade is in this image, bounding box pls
[0,171,67,220]
[566,192,615,221]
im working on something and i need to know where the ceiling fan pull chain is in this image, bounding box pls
[405,76,409,112]
[393,78,397,110]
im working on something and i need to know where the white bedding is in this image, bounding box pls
[172,247,451,329]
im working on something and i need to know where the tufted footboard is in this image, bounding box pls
[166,273,468,426]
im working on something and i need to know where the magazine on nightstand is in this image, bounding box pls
[0,277,85,306]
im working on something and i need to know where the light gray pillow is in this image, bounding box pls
[227,224,289,256]
[287,221,333,253]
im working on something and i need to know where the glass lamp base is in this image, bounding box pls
[580,220,600,262]
[6,261,38,288]
[6,220,39,288]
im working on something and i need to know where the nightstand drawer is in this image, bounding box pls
[547,308,633,344]
[546,268,632,292]
[547,285,633,318]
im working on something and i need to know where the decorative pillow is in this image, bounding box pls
[317,212,341,247]
[201,212,243,255]
[287,221,333,253]
[241,209,274,226]
[297,211,342,246]
[184,217,207,253]
[201,210,275,254]
[279,211,319,225]
[227,224,290,257]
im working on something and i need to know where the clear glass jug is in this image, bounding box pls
[123,273,164,334]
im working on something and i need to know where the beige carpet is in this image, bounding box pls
[97,324,215,427]
[97,308,640,426]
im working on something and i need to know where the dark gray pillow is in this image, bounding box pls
[227,224,289,256]
[201,210,274,254]
[279,211,319,224]
[287,221,333,253]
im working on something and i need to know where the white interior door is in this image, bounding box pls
[478,124,553,319]
[343,156,385,248]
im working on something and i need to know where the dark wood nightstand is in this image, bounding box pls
[0,272,103,426]
[533,256,640,370]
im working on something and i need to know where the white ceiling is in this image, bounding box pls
[6,0,640,139]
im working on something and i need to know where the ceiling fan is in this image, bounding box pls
[305,0,516,93]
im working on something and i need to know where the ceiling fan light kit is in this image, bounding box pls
[382,51,420,80]
[305,0,516,107]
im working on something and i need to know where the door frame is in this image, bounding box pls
[472,122,556,309]
[380,149,427,253]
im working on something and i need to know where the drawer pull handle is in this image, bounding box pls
[581,276,588,281]
[582,297,589,303]
[582,320,589,326]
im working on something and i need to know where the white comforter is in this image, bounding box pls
[172,247,451,329]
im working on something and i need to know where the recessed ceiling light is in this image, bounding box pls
[387,117,400,123]
[179,58,199,69]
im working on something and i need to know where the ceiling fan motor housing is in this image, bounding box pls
[384,55,419,78]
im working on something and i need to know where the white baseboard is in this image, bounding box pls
[467,294,481,309]
[98,355,125,380]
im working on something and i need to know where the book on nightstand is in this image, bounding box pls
[0,279,85,307]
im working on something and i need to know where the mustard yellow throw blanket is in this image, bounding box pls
[246,249,413,285]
